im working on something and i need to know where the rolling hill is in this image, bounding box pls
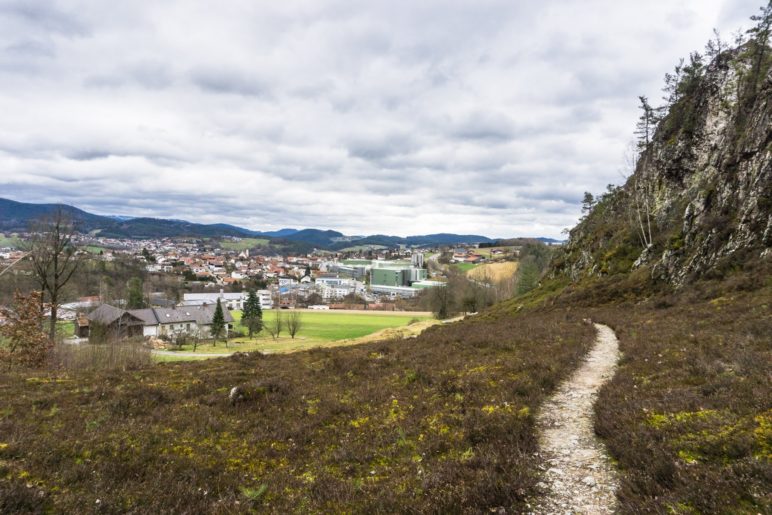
[0,198,496,248]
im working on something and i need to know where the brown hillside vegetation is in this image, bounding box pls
[0,313,594,513]
[494,258,771,514]
[591,286,771,513]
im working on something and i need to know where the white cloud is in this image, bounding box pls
[0,0,754,237]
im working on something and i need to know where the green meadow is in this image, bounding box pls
[0,233,21,248]
[158,309,433,357]
[219,238,270,251]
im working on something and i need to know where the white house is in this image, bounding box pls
[183,289,273,310]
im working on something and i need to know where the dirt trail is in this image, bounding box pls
[531,323,620,514]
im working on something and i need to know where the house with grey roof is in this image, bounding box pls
[87,304,146,340]
[86,304,233,340]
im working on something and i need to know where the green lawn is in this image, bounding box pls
[153,353,220,362]
[0,233,21,249]
[219,238,269,251]
[57,321,74,338]
[234,310,429,341]
[338,245,387,252]
[84,245,106,254]
[453,262,480,272]
[161,310,432,358]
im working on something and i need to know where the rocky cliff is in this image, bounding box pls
[552,43,772,287]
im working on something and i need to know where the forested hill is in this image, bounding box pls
[551,38,771,287]
[0,197,495,249]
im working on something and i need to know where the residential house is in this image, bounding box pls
[86,304,233,340]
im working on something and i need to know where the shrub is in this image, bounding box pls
[49,340,153,372]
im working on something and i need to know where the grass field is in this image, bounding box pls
[467,261,518,282]
[338,245,387,252]
[163,310,433,357]
[56,321,74,339]
[452,262,479,273]
[219,238,270,251]
[0,233,21,249]
[237,310,431,340]
[84,246,105,254]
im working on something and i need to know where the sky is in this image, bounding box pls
[0,0,761,238]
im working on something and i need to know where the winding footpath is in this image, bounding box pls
[532,323,621,514]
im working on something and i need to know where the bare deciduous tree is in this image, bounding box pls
[286,310,303,339]
[265,310,284,340]
[620,143,654,249]
[25,210,82,342]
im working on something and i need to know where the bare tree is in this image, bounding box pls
[265,310,284,340]
[25,210,82,342]
[431,283,452,319]
[632,175,654,249]
[286,310,303,339]
[620,144,654,249]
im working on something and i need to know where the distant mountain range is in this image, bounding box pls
[0,197,562,250]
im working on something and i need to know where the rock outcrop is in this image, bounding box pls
[553,44,772,286]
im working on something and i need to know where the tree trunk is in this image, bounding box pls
[49,299,58,343]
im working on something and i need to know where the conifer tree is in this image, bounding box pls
[211,298,225,345]
[748,1,772,92]
[242,290,263,338]
[126,277,145,309]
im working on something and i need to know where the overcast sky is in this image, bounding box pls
[0,0,760,238]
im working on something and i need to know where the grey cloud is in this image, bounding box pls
[189,67,272,97]
[4,39,55,58]
[449,111,516,142]
[0,0,88,36]
[346,132,418,161]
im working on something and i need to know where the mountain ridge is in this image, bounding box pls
[0,197,499,249]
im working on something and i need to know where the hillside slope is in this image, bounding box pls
[0,198,112,233]
[530,38,772,513]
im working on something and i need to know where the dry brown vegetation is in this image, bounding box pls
[467,262,518,283]
[498,258,770,514]
[0,311,594,513]
[49,340,153,373]
[590,286,771,513]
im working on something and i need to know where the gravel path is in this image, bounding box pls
[531,323,620,514]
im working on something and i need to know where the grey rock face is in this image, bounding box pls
[554,47,772,287]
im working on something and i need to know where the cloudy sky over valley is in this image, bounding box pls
[0,0,760,237]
